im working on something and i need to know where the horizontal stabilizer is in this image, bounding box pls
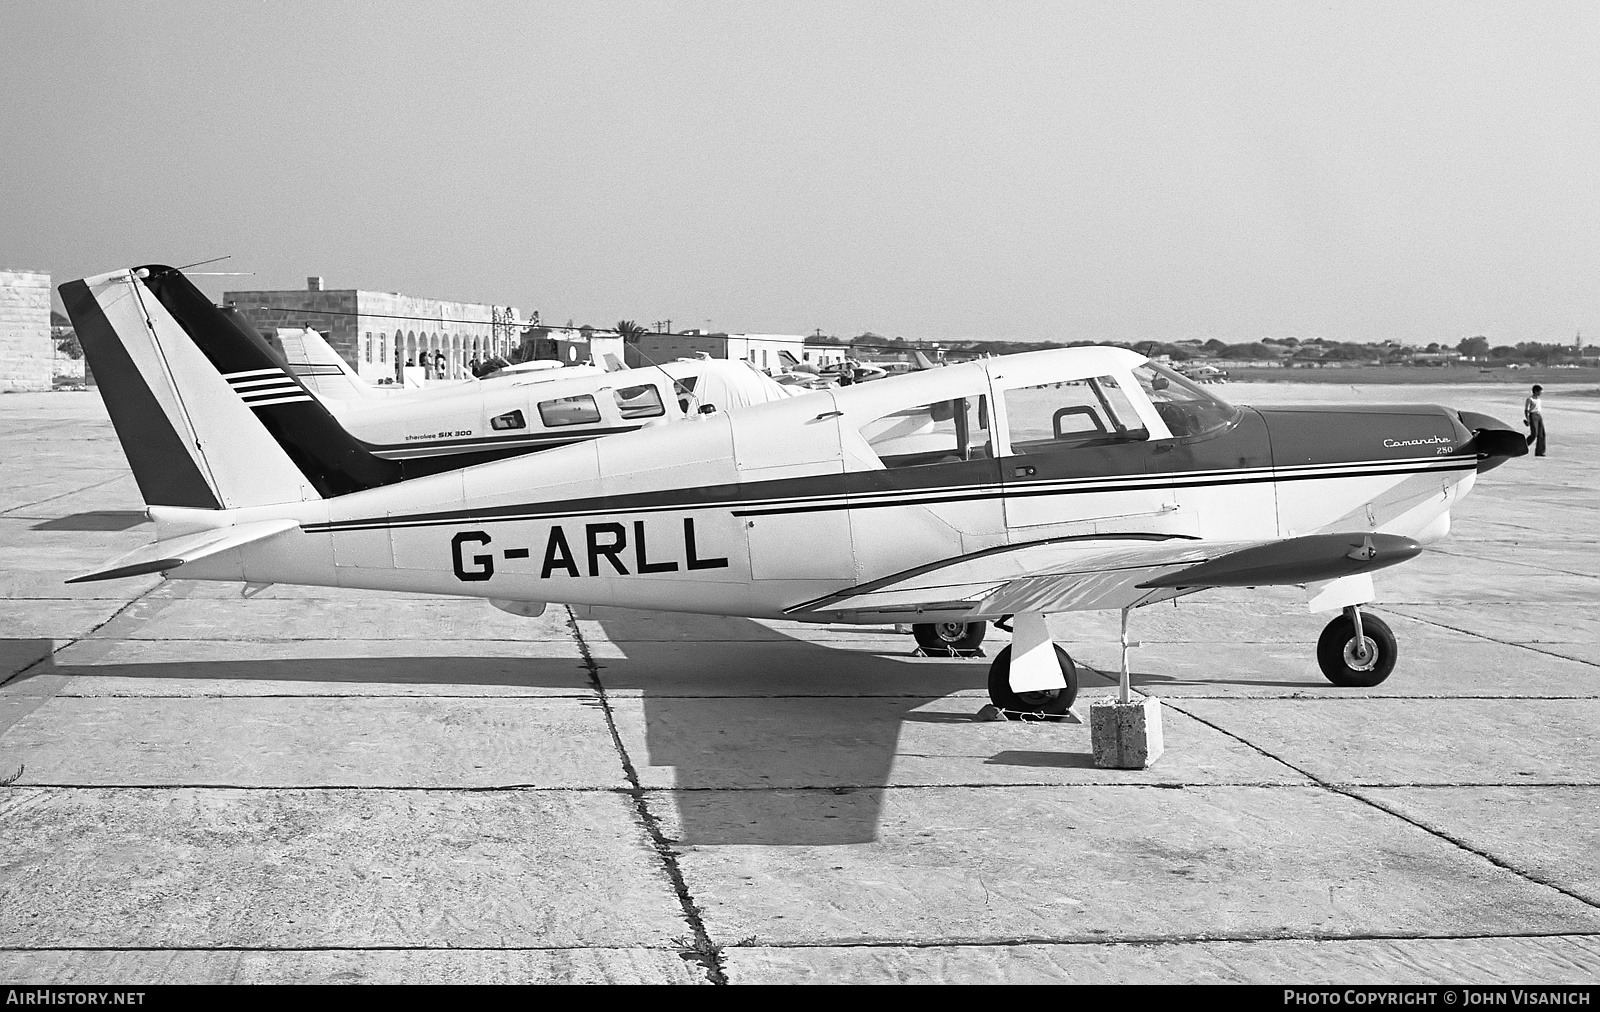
[1137,532,1420,590]
[68,518,299,584]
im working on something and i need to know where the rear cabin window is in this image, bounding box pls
[538,394,602,427]
[1003,375,1148,454]
[613,383,666,419]
[859,395,990,469]
[489,409,526,431]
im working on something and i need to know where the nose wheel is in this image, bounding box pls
[912,621,986,656]
[987,643,1078,719]
[1316,607,1397,687]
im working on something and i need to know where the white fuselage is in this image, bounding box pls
[164,349,1477,621]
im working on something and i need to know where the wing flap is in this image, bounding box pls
[68,518,300,584]
[786,533,1222,620]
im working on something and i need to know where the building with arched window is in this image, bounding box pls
[225,276,527,382]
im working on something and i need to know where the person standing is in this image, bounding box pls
[1524,384,1547,457]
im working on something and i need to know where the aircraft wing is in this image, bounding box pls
[67,518,300,584]
[786,531,1420,621]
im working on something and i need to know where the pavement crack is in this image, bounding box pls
[565,606,728,985]
[714,928,1600,949]
[0,586,162,691]
[1159,698,1600,913]
[0,474,129,518]
[1383,606,1600,669]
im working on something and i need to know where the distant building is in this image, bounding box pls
[519,325,627,369]
[626,331,807,373]
[225,276,526,382]
[0,270,51,391]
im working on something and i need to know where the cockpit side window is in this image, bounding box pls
[1132,363,1237,438]
[1002,375,1148,454]
[858,394,991,469]
[538,394,602,427]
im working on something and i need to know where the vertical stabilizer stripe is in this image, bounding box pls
[60,278,222,509]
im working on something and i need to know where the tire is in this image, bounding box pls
[987,644,1078,719]
[913,621,986,656]
[1316,612,1397,687]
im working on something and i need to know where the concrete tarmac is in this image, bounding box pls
[1,382,1597,984]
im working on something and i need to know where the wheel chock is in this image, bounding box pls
[974,704,1083,723]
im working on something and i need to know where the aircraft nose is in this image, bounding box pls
[1456,409,1528,472]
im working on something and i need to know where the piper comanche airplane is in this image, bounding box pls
[62,265,1528,716]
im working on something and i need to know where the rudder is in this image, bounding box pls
[62,265,408,509]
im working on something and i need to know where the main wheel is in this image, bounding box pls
[913,621,986,656]
[1316,612,1397,687]
[987,644,1078,718]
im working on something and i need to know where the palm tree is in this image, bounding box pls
[616,320,646,343]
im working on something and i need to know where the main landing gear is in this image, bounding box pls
[987,643,1078,719]
[911,621,986,656]
[1316,605,1397,687]
[984,613,1079,719]
[910,617,1078,719]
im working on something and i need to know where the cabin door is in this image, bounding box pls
[990,371,1177,537]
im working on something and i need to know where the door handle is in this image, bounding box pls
[1153,443,1174,454]
[1014,465,1036,477]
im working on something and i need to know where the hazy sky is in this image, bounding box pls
[5,1,1597,345]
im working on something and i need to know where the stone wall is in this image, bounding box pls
[224,288,362,372]
[225,285,523,382]
[0,271,52,392]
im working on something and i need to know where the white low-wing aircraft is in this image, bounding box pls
[271,323,606,401]
[263,323,794,472]
[61,265,1528,715]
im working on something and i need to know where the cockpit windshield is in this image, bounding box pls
[1132,362,1238,438]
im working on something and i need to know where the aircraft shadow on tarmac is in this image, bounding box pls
[0,616,1008,847]
[592,611,989,847]
[0,611,1327,845]
[29,510,150,532]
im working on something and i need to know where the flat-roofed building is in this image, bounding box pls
[627,331,806,373]
[226,277,526,382]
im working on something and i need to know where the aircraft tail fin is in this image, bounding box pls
[60,265,408,509]
[276,325,378,400]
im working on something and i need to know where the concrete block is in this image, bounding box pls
[1090,696,1165,769]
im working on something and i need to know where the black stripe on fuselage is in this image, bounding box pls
[363,424,645,456]
[58,278,222,509]
[304,455,1477,534]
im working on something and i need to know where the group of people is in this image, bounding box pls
[403,349,451,380]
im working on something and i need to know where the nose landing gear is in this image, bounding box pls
[1316,605,1397,687]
